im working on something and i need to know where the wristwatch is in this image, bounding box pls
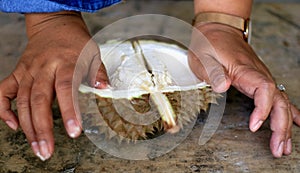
[193,12,251,43]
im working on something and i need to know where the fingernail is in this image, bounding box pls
[276,141,284,157]
[31,141,40,155]
[94,81,101,88]
[5,121,17,131]
[252,120,263,132]
[38,140,51,161]
[95,81,109,89]
[286,138,292,154]
[67,119,81,138]
[31,141,45,161]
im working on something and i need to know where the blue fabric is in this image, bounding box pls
[0,0,122,13]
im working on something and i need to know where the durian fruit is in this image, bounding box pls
[78,39,219,143]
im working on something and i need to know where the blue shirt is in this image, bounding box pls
[0,0,122,13]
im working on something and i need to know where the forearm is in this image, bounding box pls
[25,11,88,39]
[194,0,253,19]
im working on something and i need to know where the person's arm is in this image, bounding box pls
[194,0,252,19]
[0,0,118,161]
[0,11,108,161]
[191,0,300,158]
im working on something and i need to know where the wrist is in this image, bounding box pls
[25,11,88,39]
[194,0,253,19]
[196,23,244,41]
[193,12,251,43]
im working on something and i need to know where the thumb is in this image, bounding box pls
[188,27,231,93]
[79,40,110,89]
[188,51,231,93]
[87,54,110,89]
[208,60,231,93]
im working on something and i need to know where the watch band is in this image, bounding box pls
[193,12,251,43]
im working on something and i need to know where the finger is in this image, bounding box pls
[291,104,300,126]
[16,72,42,157]
[233,70,275,132]
[284,100,293,155]
[88,53,109,89]
[189,27,231,93]
[55,65,82,139]
[0,75,19,130]
[30,69,55,161]
[281,92,293,155]
[269,93,289,158]
[249,82,276,132]
[188,51,209,80]
[188,51,231,93]
[78,39,109,88]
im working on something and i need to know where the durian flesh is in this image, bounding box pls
[78,39,219,142]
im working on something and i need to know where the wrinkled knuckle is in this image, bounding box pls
[271,125,288,135]
[234,52,248,61]
[209,65,224,77]
[34,128,48,137]
[277,97,289,109]
[16,97,30,109]
[34,125,53,137]
[279,126,289,135]
[261,80,276,92]
[21,128,35,138]
[56,80,72,91]
[31,93,48,106]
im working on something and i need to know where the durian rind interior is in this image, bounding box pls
[78,39,220,142]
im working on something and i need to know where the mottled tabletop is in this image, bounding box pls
[0,1,300,173]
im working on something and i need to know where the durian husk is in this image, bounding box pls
[78,87,219,143]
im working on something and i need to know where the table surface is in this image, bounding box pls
[0,1,299,173]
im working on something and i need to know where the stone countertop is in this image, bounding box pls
[0,2,299,173]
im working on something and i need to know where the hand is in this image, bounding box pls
[0,11,108,161]
[188,23,300,158]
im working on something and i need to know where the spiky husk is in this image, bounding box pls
[78,87,219,143]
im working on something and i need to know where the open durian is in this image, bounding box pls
[78,39,219,143]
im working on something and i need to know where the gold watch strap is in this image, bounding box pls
[193,12,251,43]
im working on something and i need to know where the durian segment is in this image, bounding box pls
[109,53,153,90]
[149,92,177,130]
[131,41,173,89]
